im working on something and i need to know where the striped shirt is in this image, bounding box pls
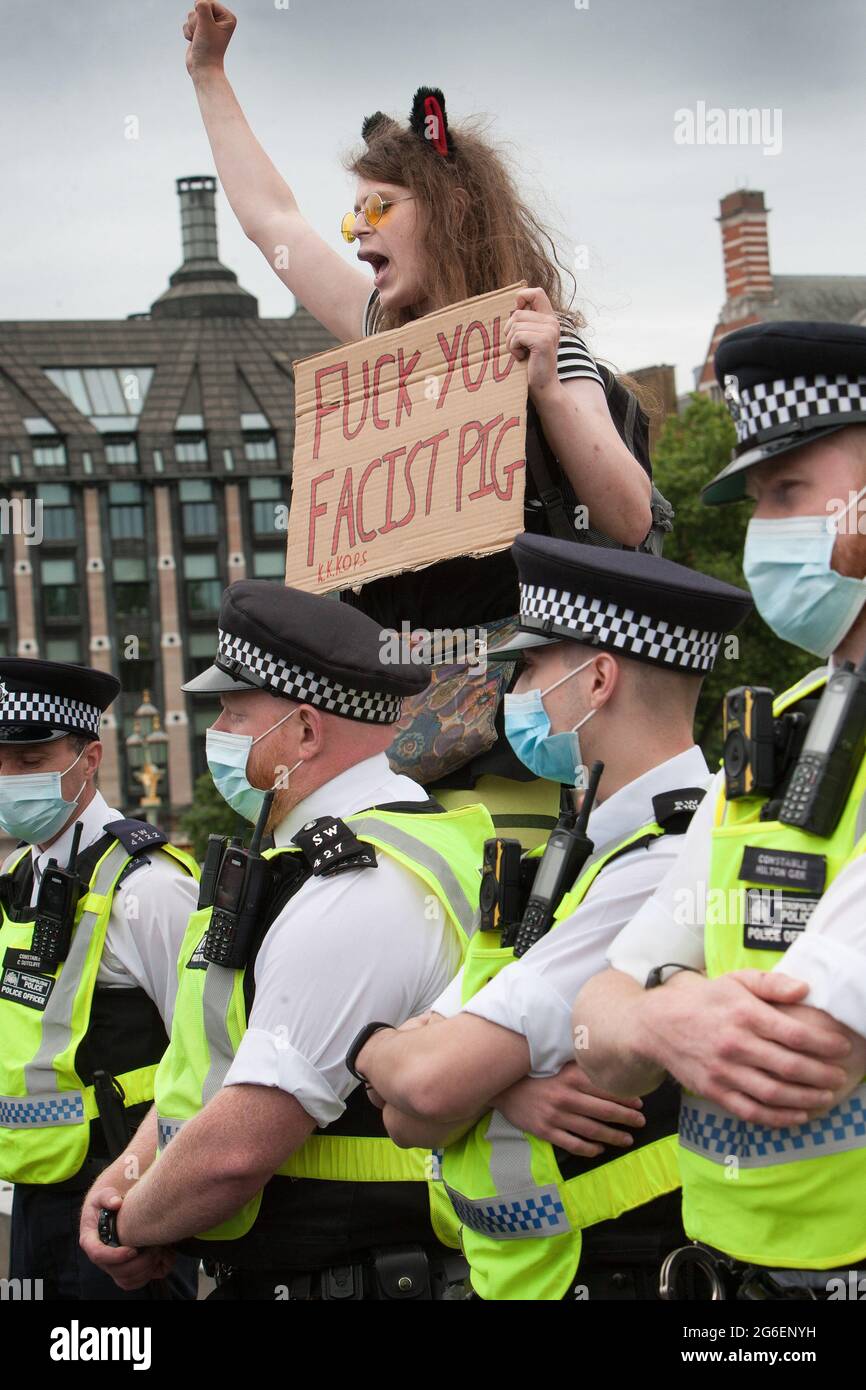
[361,288,603,387]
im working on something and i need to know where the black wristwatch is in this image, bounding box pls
[97,1206,122,1247]
[345,1021,395,1082]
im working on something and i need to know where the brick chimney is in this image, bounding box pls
[717,189,773,302]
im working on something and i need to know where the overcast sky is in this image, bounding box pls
[2,0,864,392]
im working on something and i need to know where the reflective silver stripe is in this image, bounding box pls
[0,1090,85,1128]
[201,962,237,1105]
[679,1083,866,1168]
[156,1115,185,1150]
[347,816,476,935]
[487,1109,535,1189]
[23,842,131,1098]
[444,1182,570,1240]
[445,1109,572,1241]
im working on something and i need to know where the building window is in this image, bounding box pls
[44,637,82,662]
[113,556,150,617]
[37,484,77,541]
[43,367,153,431]
[252,550,285,578]
[179,479,218,536]
[110,507,144,540]
[109,480,145,540]
[33,440,67,469]
[175,435,209,465]
[183,553,221,613]
[187,630,216,679]
[105,439,139,466]
[249,477,285,536]
[244,433,278,462]
[0,586,8,624]
[41,557,79,618]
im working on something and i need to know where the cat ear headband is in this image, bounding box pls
[362,86,454,160]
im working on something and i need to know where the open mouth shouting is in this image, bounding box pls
[358,249,391,289]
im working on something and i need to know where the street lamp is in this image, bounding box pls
[125,689,167,821]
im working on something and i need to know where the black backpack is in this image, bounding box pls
[524,364,675,556]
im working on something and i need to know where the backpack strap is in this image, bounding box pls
[524,399,579,543]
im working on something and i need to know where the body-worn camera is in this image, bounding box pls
[479,837,524,935]
[723,686,807,801]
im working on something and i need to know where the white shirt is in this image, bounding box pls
[26,790,198,1025]
[608,755,866,1037]
[432,745,711,1075]
[223,752,464,1127]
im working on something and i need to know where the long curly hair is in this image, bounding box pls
[342,95,584,334]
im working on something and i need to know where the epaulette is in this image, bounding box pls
[291,816,378,877]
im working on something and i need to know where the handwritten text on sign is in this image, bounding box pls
[285,283,529,592]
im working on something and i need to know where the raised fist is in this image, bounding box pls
[183,2,237,76]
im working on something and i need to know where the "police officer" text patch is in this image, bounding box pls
[0,949,56,1010]
[743,887,819,951]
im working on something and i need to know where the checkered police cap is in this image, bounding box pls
[0,659,119,743]
[182,580,431,723]
[705,321,866,505]
[487,535,753,670]
[215,628,403,723]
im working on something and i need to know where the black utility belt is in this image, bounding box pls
[206,1244,469,1301]
[661,1241,866,1301]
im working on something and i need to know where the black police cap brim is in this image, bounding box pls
[486,629,592,661]
[702,421,850,505]
[0,727,86,746]
[181,663,263,695]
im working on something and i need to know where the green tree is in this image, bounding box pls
[179,771,247,861]
[653,393,812,767]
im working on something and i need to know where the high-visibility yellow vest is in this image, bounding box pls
[154,803,493,1257]
[442,819,685,1300]
[678,669,866,1269]
[0,827,199,1185]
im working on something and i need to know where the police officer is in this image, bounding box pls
[351,535,753,1300]
[81,581,493,1300]
[574,321,866,1299]
[0,659,200,1300]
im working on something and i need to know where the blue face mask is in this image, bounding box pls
[206,708,302,823]
[0,745,87,845]
[504,657,597,785]
[743,492,866,658]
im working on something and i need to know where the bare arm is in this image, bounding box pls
[538,378,653,546]
[574,966,858,1128]
[116,1083,315,1248]
[357,1013,532,1123]
[184,4,370,342]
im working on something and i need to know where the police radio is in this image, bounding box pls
[778,654,866,837]
[202,793,275,969]
[504,761,605,959]
[31,820,84,970]
[723,686,808,800]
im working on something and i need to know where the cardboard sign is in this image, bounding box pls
[285,281,529,593]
